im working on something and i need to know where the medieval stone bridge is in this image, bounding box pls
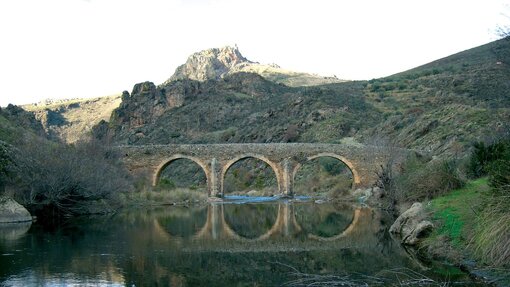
[117,143,393,197]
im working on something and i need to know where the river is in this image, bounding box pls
[0,198,482,286]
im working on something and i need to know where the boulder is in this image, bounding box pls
[0,196,32,223]
[404,220,434,245]
[390,202,433,245]
[0,221,32,241]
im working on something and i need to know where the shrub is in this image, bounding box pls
[395,157,465,202]
[6,137,133,216]
[0,141,13,191]
[319,157,345,176]
[157,178,176,190]
[488,158,510,194]
[468,140,510,178]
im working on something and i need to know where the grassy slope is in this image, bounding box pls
[428,178,488,248]
[426,178,510,285]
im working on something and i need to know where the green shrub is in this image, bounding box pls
[488,158,510,193]
[157,178,176,190]
[395,157,465,202]
[319,157,344,176]
[468,140,510,178]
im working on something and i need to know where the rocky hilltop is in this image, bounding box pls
[167,46,251,82]
[165,46,344,87]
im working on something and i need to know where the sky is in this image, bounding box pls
[0,0,508,106]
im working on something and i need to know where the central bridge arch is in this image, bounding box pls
[220,153,283,195]
[153,154,211,189]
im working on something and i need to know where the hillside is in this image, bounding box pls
[95,73,375,144]
[95,39,510,156]
[361,38,510,154]
[23,95,121,143]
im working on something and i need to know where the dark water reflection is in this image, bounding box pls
[0,201,479,286]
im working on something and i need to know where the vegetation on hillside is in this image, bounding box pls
[362,38,510,155]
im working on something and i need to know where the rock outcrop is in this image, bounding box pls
[390,202,433,245]
[168,46,251,83]
[0,196,32,223]
[163,46,343,87]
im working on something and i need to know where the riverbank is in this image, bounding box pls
[418,178,509,286]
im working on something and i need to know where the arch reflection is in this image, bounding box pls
[152,203,364,242]
[155,207,208,239]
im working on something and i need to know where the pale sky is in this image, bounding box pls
[0,0,507,106]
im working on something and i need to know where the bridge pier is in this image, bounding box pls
[280,158,299,196]
[209,158,221,197]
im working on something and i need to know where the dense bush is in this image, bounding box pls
[318,157,346,176]
[0,141,12,190]
[5,137,133,216]
[488,158,510,193]
[468,140,510,178]
[392,155,465,202]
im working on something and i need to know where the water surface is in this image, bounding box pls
[0,200,480,286]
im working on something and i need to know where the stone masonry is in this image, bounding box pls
[116,143,395,197]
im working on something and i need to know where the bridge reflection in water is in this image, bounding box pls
[153,202,371,247]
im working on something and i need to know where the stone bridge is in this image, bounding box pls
[117,143,393,197]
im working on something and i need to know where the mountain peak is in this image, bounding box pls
[164,45,345,87]
[166,45,252,83]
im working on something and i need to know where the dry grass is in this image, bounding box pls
[471,195,510,267]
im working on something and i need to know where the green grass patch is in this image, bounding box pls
[428,178,488,247]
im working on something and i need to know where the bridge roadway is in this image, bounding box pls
[116,143,391,197]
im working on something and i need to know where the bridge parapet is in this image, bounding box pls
[115,143,398,196]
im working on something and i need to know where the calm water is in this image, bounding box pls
[0,199,480,286]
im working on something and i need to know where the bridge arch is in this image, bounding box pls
[292,152,361,190]
[153,154,211,193]
[221,153,283,194]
